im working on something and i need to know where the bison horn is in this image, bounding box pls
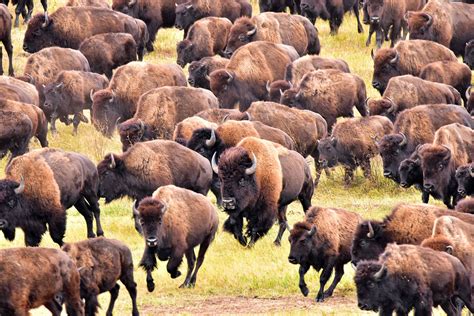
[41,12,50,28]
[398,133,407,147]
[211,152,219,174]
[132,200,140,216]
[14,176,25,195]
[279,89,284,96]
[266,81,271,93]
[367,221,375,238]
[385,97,396,113]
[445,245,453,255]
[109,91,116,103]
[469,166,474,178]
[307,226,317,237]
[224,70,234,83]
[90,89,95,102]
[288,81,293,88]
[245,153,257,175]
[206,129,216,147]
[374,264,387,280]
[128,0,136,6]
[186,4,193,9]
[370,49,375,61]
[109,153,116,169]
[244,112,251,121]
[55,82,64,89]
[25,74,35,85]
[422,13,433,27]
[161,202,168,214]
[205,73,211,82]
[466,86,472,101]
[365,97,371,107]
[222,114,230,122]
[390,51,399,64]
[246,27,257,37]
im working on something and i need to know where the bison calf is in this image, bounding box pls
[187,56,229,89]
[0,4,13,76]
[138,185,218,291]
[456,163,474,198]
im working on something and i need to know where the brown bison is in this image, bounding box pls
[187,56,229,89]
[377,104,473,183]
[173,116,218,145]
[266,80,293,103]
[43,70,109,135]
[417,123,474,208]
[0,247,84,315]
[318,116,393,186]
[0,75,39,106]
[288,206,362,302]
[23,7,147,58]
[456,198,474,214]
[79,33,139,78]
[398,148,430,203]
[371,39,457,94]
[259,0,300,13]
[138,185,218,291]
[466,39,474,70]
[281,69,367,131]
[406,0,474,58]
[456,163,474,198]
[0,110,33,162]
[0,4,13,76]
[118,86,218,151]
[355,244,474,315]
[223,12,320,57]
[97,140,212,233]
[174,0,252,32]
[367,75,462,121]
[176,17,232,67]
[213,137,314,246]
[66,0,109,7]
[91,62,186,137]
[284,55,350,85]
[210,41,299,111]
[1,148,103,246]
[62,237,139,316]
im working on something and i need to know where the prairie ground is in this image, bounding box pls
[0,0,472,315]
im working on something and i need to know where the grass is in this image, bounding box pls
[0,0,471,315]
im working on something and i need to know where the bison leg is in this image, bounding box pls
[440,300,458,316]
[23,222,47,246]
[166,252,183,279]
[365,25,374,47]
[343,166,355,187]
[74,197,96,238]
[360,159,372,180]
[105,283,120,316]
[64,270,85,316]
[443,195,454,210]
[40,0,47,12]
[322,262,344,299]
[50,114,58,136]
[48,211,66,246]
[139,246,157,292]
[223,215,246,246]
[72,114,82,136]
[274,205,289,246]
[83,193,104,237]
[189,233,213,287]
[44,300,62,316]
[119,267,139,316]
[298,264,310,297]
[352,2,363,33]
[298,178,314,213]
[315,260,335,302]
[85,294,100,316]
[389,21,402,48]
[180,248,196,288]
[3,37,13,76]
[421,191,430,204]
[375,28,384,49]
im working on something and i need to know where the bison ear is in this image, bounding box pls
[330,137,337,146]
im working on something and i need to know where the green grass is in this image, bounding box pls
[0,0,471,315]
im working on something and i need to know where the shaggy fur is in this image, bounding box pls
[0,76,38,106]
[173,116,218,145]
[0,4,13,76]
[288,206,362,302]
[285,55,350,85]
[456,198,474,214]
[195,108,240,123]
[66,0,109,7]
[0,110,33,161]
[187,55,229,89]
[267,80,292,102]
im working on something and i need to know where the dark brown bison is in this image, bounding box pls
[350,203,474,266]
[318,116,393,186]
[468,86,474,115]
[138,185,218,291]
[0,4,13,76]
[62,237,138,316]
[355,244,474,315]
[281,69,367,131]
[118,86,218,151]
[371,39,457,94]
[97,140,212,233]
[456,163,474,198]
[187,56,229,89]
[210,41,299,111]
[288,206,362,302]
[177,17,231,67]
[1,148,103,246]
[259,0,300,13]
[284,55,350,85]
[213,137,314,246]
[0,247,84,315]
[456,198,474,214]
[418,123,474,208]
[0,75,39,106]
[173,116,218,145]
[66,0,109,7]
[23,7,147,59]
[420,61,472,106]
[406,0,474,58]
[367,75,462,121]
[300,0,363,35]
[398,148,430,203]
[0,110,33,162]
[43,70,109,135]
[377,104,473,183]
[91,62,186,137]
[466,39,474,70]
[223,12,320,57]
[174,0,252,32]
[266,80,293,103]
[79,33,138,78]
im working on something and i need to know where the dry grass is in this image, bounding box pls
[0,0,471,315]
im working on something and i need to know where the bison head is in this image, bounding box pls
[97,153,128,203]
[406,12,435,42]
[421,236,454,255]
[355,261,389,312]
[112,0,139,17]
[398,157,422,189]
[372,48,401,94]
[377,133,409,182]
[209,69,239,109]
[0,179,25,241]
[188,60,209,88]
[175,3,197,31]
[455,164,474,198]
[118,119,154,152]
[280,88,299,107]
[351,221,390,266]
[176,40,196,68]
[268,80,292,103]
[367,97,397,121]
[187,128,222,161]
[418,145,453,198]
[317,137,338,168]
[43,82,68,115]
[214,147,258,212]
[465,40,474,70]
[300,0,329,24]
[288,222,318,266]
[224,17,257,57]
[137,197,168,250]
[365,0,384,25]
[23,13,56,53]
[91,89,121,137]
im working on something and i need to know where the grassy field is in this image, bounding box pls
[0,0,471,315]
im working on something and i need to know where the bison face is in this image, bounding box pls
[455,165,474,197]
[176,40,195,68]
[366,0,384,25]
[210,70,239,109]
[288,224,317,265]
[224,21,257,57]
[97,154,127,203]
[280,88,298,107]
[367,98,396,121]
[419,145,452,197]
[268,80,292,103]
[300,0,329,23]
[23,14,56,53]
[466,40,474,70]
[351,221,389,266]
[118,119,153,152]
[355,262,388,312]
[372,49,401,95]
[175,4,197,31]
[92,89,121,137]
[398,158,421,189]
[258,0,273,12]
[406,12,435,42]
[187,128,222,161]
[215,147,259,213]
[112,0,139,17]
[188,61,208,88]
[377,134,409,182]
[43,82,67,114]
[0,180,24,241]
[137,197,167,249]
[317,138,338,168]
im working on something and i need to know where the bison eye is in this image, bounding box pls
[438,163,444,171]
[239,178,245,187]
[367,281,375,288]
[7,199,15,208]
[360,240,367,247]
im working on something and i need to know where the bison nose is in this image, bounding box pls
[146,237,158,247]
[370,16,380,23]
[177,60,185,68]
[174,23,183,30]
[23,44,28,52]
[358,303,368,310]
[423,183,434,192]
[319,160,328,168]
[457,188,466,196]
[400,181,408,188]
[372,81,381,89]
[222,197,236,210]
[188,78,195,86]
[288,256,298,264]
[223,50,233,58]
[0,219,7,229]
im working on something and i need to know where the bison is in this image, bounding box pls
[210,41,299,111]
[0,75,39,106]
[213,137,314,246]
[466,39,474,70]
[176,17,231,67]
[318,116,393,186]
[367,75,462,121]
[43,70,109,135]
[371,39,457,94]
[138,185,218,291]
[187,56,229,89]
[173,116,218,145]
[118,86,218,151]
[61,237,139,316]
[0,148,103,246]
[97,140,212,233]
[467,86,474,115]
[0,110,33,162]
[91,62,186,137]
[288,206,362,302]
[79,33,138,78]
[456,163,474,198]
[259,0,300,13]
[223,12,320,57]
[398,147,430,203]
[0,4,13,76]
[284,55,350,85]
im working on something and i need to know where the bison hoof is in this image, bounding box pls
[147,281,155,292]
[170,270,181,279]
[273,240,281,247]
[300,286,309,297]
[316,293,325,302]
[238,236,247,247]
